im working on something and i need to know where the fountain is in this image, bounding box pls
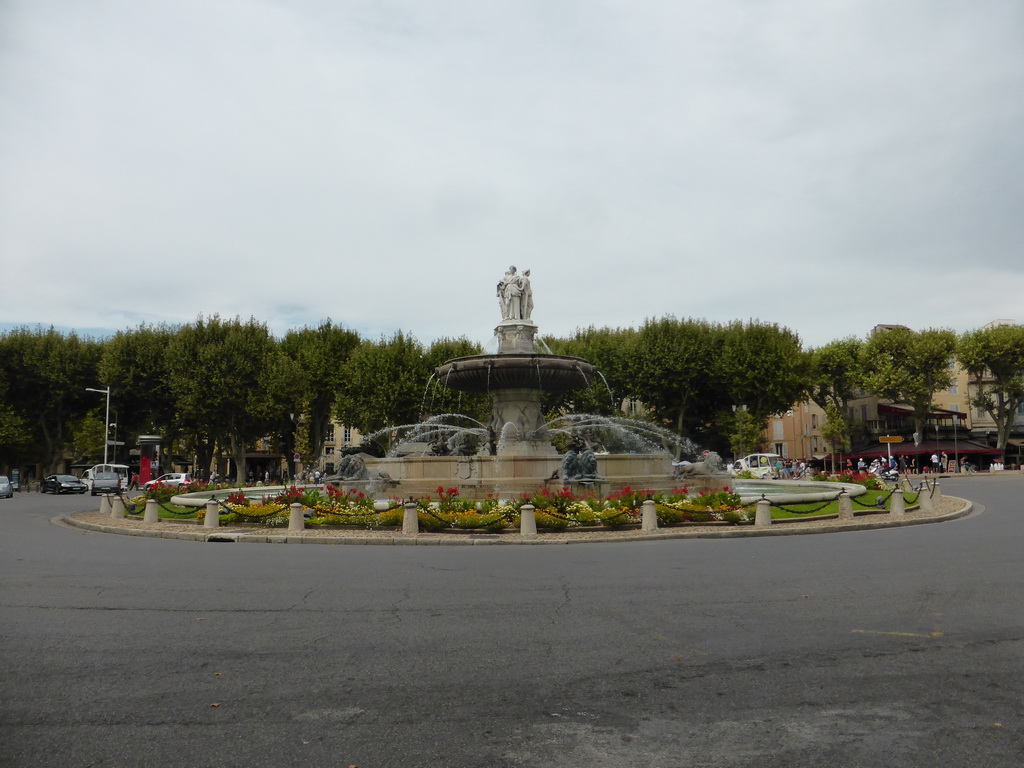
[330,267,717,499]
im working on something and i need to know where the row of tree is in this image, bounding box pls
[2,317,1023,480]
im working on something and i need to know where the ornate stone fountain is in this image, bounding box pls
[433,266,596,457]
[334,268,677,498]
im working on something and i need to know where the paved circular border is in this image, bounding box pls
[60,496,974,545]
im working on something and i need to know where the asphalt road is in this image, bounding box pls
[1,477,1021,767]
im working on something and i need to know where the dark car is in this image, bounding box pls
[90,472,121,496]
[41,474,88,494]
[0,476,12,499]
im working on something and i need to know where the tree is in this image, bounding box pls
[0,327,102,472]
[625,317,728,456]
[335,331,431,451]
[808,337,865,454]
[0,373,35,471]
[423,337,489,424]
[715,320,811,443]
[544,326,637,417]
[862,326,957,444]
[808,338,864,415]
[819,403,850,473]
[98,323,180,448]
[167,316,301,483]
[281,321,362,467]
[957,324,1024,456]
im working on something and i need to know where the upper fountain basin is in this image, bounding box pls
[435,354,597,394]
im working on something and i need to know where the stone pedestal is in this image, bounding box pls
[755,499,772,527]
[204,499,220,528]
[144,499,159,524]
[920,487,934,511]
[890,489,905,518]
[403,501,419,534]
[520,503,537,536]
[494,321,538,354]
[288,502,304,531]
[837,491,854,521]
[641,499,658,531]
[110,495,125,520]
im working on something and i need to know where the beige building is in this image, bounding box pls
[762,401,828,461]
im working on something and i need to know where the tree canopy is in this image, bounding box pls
[862,327,957,443]
[957,324,1024,455]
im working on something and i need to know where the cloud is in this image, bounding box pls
[1,0,1022,348]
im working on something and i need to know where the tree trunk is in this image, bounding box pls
[229,434,247,485]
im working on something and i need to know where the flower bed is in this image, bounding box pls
[200,485,756,532]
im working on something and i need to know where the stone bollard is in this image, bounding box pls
[889,489,905,518]
[204,499,220,528]
[402,501,419,535]
[754,498,772,528]
[110,495,125,520]
[143,498,159,524]
[520,503,537,536]
[98,494,111,515]
[641,499,658,532]
[288,502,305,531]
[837,491,854,521]
[932,480,942,504]
[919,485,934,511]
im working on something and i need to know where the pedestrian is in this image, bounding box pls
[930,452,940,473]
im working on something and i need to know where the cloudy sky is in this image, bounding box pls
[2,0,1022,350]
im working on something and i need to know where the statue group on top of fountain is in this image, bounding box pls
[497,266,534,323]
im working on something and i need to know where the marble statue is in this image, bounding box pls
[497,266,533,322]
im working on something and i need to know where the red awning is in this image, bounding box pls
[839,439,1000,460]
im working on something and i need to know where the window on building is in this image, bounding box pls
[773,421,784,440]
[343,426,352,444]
[861,405,868,423]
[948,383,958,395]
[811,413,817,428]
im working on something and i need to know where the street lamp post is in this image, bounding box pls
[85,387,111,465]
[109,422,118,464]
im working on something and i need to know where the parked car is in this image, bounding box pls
[0,476,13,499]
[41,474,88,494]
[82,464,130,492]
[90,472,122,496]
[142,473,194,490]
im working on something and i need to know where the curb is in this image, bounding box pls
[60,497,975,545]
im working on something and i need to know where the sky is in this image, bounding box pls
[2,0,1023,350]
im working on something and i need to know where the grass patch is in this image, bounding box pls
[770,489,890,520]
[125,502,199,520]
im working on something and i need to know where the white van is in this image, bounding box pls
[81,464,130,491]
[731,453,783,479]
